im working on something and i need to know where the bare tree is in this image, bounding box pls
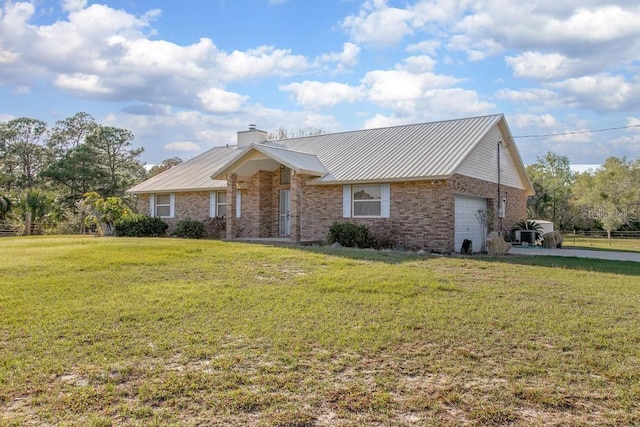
[268,127,324,140]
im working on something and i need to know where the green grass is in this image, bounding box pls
[1,236,639,426]
[562,236,640,252]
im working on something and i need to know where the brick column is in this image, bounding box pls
[257,171,274,237]
[289,171,302,242]
[226,173,237,239]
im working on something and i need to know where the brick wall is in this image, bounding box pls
[136,194,151,216]
[136,171,528,251]
[136,191,213,231]
[299,174,528,251]
[299,180,454,251]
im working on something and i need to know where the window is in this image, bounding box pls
[211,191,227,217]
[280,166,291,185]
[343,184,390,218]
[353,185,382,217]
[151,193,174,218]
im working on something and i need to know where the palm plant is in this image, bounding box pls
[0,194,13,221]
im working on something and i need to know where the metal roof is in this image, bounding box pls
[128,146,236,193]
[129,114,533,193]
[275,114,504,183]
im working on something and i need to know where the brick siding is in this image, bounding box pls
[137,171,528,252]
[298,174,527,251]
[136,191,213,231]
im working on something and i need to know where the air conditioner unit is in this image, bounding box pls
[519,230,536,245]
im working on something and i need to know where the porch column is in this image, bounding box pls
[289,171,302,242]
[226,173,237,239]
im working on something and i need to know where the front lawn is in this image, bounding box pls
[562,235,640,252]
[1,236,638,426]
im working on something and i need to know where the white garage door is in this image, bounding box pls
[455,196,487,253]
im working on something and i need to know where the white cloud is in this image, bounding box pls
[218,46,310,80]
[0,48,18,64]
[316,42,361,72]
[342,0,472,48]
[0,2,311,106]
[549,73,640,111]
[362,68,458,105]
[198,88,248,113]
[121,104,172,116]
[62,0,88,13]
[342,0,415,47]
[626,117,640,132]
[545,6,640,44]
[280,81,364,109]
[549,129,594,143]
[164,141,200,152]
[447,35,503,61]
[506,52,580,80]
[406,40,440,56]
[363,87,494,128]
[496,88,561,110]
[54,73,113,95]
[510,113,558,130]
[364,113,411,129]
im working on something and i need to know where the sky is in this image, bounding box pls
[1,0,639,168]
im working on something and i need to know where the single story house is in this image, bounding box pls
[128,114,534,252]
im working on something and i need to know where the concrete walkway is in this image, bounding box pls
[509,246,640,263]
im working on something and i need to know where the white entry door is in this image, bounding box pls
[454,196,487,252]
[279,190,291,236]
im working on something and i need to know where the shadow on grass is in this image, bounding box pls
[481,254,640,276]
[285,244,640,276]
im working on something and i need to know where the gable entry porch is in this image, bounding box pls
[224,165,311,243]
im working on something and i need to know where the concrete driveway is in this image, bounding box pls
[509,246,640,263]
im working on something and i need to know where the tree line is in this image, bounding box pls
[527,151,640,237]
[0,113,151,234]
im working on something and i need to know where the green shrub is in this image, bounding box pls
[327,221,377,248]
[114,214,168,237]
[172,218,204,239]
[203,217,226,239]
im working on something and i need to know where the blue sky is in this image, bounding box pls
[1,0,639,167]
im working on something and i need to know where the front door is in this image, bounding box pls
[279,190,291,236]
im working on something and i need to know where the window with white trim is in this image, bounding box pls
[343,184,390,218]
[152,193,174,218]
[353,184,382,217]
[211,191,227,217]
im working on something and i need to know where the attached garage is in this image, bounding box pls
[454,195,487,253]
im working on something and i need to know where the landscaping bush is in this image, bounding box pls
[327,221,377,248]
[172,218,204,239]
[114,214,168,237]
[203,216,226,239]
[369,219,398,249]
